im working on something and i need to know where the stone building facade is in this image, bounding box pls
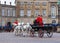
[0,0,60,32]
[0,4,16,26]
[15,0,58,24]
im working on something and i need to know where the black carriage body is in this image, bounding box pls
[30,23,59,37]
[31,24,53,32]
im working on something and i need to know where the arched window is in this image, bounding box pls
[51,6,56,18]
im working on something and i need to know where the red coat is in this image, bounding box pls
[36,16,43,26]
[14,21,18,25]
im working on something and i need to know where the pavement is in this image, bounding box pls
[0,32,60,43]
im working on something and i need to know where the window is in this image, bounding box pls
[2,18,5,26]
[2,9,4,16]
[17,1,20,4]
[0,17,1,26]
[10,8,13,16]
[42,2,47,6]
[11,18,15,23]
[12,9,15,16]
[27,9,31,16]
[34,2,40,6]
[43,19,46,24]
[27,2,32,6]
[51,6,56,18]
[7,8,12,16]
[7,9,10,16]
[20,9,24,16]
[42,9,46,16]
[35,9,40,16]
[20,2,24,6]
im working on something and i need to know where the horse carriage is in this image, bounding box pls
[14,20,59,38]
[29,20,59,38]
[30,24,54,38]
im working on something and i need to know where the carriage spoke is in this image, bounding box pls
[38,29,44,38]
[47,30,53,38]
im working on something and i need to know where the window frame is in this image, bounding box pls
[51,6,56,18]
[20,2,25,6]
[2,8,5,16]
[7,9,10,16]
[35,9,40,16]
[34,2,40,6]
[20,9,24,16]
[42,9,46,16]
[42,2,47,6]
[27,9,31,16]
[12,9,16,17]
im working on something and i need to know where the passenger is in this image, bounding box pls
[7,22,12,32]
[13,20,18,26]
[36,15,43,27]
[33,19,39,26]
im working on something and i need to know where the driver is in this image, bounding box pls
[36,15,43,27]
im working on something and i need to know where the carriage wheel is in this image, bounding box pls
[47,30,53,38]
[30,29,34,37]
[38,29,44,38]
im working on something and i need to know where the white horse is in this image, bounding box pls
[14,23,23,36]
[14,22,32,36]
[22,23,32,36]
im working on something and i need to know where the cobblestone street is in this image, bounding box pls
[0,32,60,43]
